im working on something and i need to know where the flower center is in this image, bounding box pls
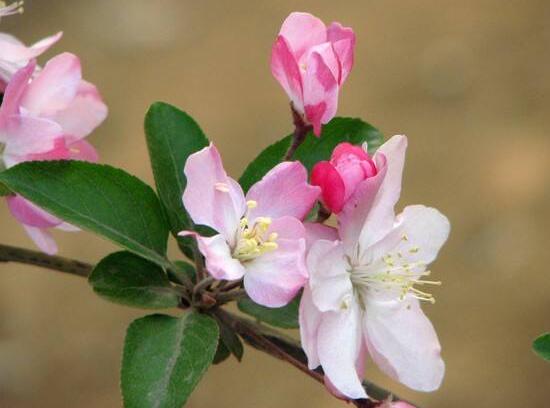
[0,1,24,17]
[348,242,441,306]
[232,200,278,262]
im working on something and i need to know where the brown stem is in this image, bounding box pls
[284,104,313,161]
[0,243,415,407]
[0,243,92,277]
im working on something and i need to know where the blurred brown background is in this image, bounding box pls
[1,0,549,407]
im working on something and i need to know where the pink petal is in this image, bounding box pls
[327,22,356,84]
[299,285,322,369]
[182,144,245,245]
[331,142,370,162]
[304,222,338,250]
[270,36,304,112]
[53,80,108,141]
[302,45,339,136]
[269,216,306,241]
[0,59,35,123]
[317,303,367,399]
[22,225,58,255]
[21,53,82,117]
[67,139,99,162]
[311,161,345,213]
[308,240,352,312]
[7,195,62,228]
[0,32,62,62]
[246,161,320,221]
[279,12,327,61]
[179,231,246,281]
[2,115,64,164]
[363,297,445,392]
[243,238,307,307]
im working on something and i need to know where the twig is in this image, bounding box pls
[0,243,92,277]
[284,104,313,161]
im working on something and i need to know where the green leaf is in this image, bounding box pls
[239,117,384,192]
[215,316,244,361]
[168,261,196,285]
[533,333,550,361]
[0,181,12,196]
[144,102,209,255]
[0,161,170,267]
[89,251,179,309]
[121,312,219,408]
[237,295,300,329]
[212,339,231,365]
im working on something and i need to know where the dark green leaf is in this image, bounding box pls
[121,312,219,408]
[144,102,209,255]
[533,333,550,361]
[212,339,231,365]
[0,161,170,267]
[0,181,12,196]
[168,261,196,285]
[215,316,244,361]
[89,251,179,309]
[239,117,384,192]
[237,294,300,329]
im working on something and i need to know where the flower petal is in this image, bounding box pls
[67,139,99,162]
[308,239,352,312]
[243,238,307,307]
[0,59,35,124]
[311,161,345,213]
[22,225,58,255]
[52,80,108,141]
[340,135,408,255]
[327,22,355,84]
[302,44,339,136]
[317,303,367,399]
[363,297,445,392]
[21,52,82,117]
[304,222,338,250]
[279,12,327,61]
[246,161,320,221]
[179,231,246,281]
[182,144,245,244]
[6,195,62,228]
[0,32,62,62]
[299,285,322,369]
[270,36,304,112]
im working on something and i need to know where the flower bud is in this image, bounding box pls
[311,142,377,213]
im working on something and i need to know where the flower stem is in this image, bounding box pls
[284,104,313,161]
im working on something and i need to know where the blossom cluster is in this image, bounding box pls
[0,7,449,404]
[182,12,450,401]
[0,11,107,253]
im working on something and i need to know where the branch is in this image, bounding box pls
[0,243,416,407]
[0,243,92,277]
[284,104,313,160]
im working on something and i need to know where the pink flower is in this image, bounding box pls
[299,135,450,399]
[0,53,107,254]
[271,12,355,136]
[180,144,320,307]
[0,30,62,90]
[311,142,378,213]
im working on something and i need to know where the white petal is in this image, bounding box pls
[299,286,322,369]
[308,239,352,312]
[304,221,338,251]
[363,297,445,391]
[317,303,366,399]
[22,225,58,255]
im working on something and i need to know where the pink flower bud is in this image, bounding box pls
[311,142,377,213]
[271,12,356,136]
